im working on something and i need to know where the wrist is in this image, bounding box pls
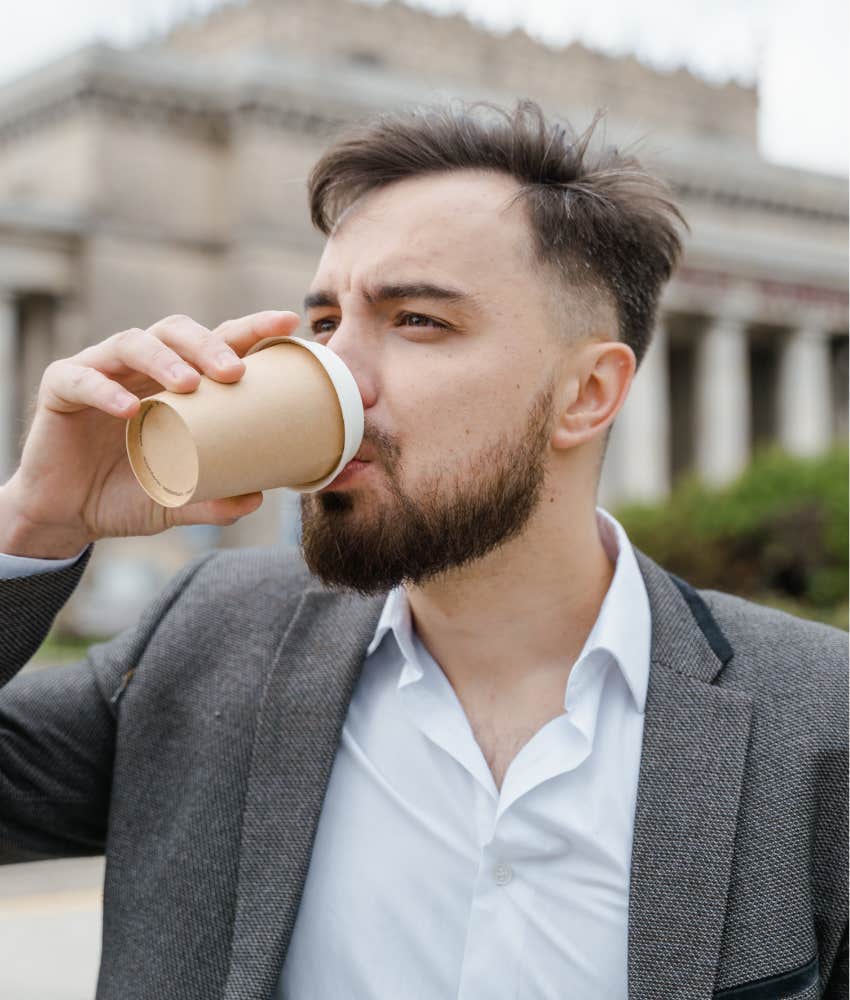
[0,478,92,559]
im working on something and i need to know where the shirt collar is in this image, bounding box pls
[365,506,650,714]
[576,508,650,713]
[366,580,410,659]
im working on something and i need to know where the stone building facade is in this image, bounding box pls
[0,0,846,632]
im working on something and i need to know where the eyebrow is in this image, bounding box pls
[302,282,477,312]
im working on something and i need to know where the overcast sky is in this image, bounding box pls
[2,0,847,176]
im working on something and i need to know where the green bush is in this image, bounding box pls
[615,445,848,629]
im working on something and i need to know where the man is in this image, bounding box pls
[0,100,846,999]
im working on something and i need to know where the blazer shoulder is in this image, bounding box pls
[699,588,847,664]
[191,543,314,591]
[166,544,319,623]
[698,588,848,722]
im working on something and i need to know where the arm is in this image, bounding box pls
[0,544,94,680]
[0,550,216,863]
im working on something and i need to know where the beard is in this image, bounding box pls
[298,378,557,596]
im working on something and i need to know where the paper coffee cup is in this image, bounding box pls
[125,335,364,507]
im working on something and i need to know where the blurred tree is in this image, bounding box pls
[615,445,849,628]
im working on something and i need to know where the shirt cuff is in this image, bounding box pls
[0,544,92,580]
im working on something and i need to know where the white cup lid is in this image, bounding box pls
[245,335,364,492]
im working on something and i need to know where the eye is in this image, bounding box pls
[397,313,449,330]
[310,317,338,339]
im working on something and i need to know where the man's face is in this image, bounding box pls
[299,169,572,595]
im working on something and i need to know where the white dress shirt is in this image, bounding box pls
[0,547,89,579]
[1,510,651,998]
[279,508,651,999]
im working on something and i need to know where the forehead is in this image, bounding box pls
[314,170,536,289]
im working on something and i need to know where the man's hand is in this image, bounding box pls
[0,310,300,558]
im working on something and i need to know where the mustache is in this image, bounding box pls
[361,424,400,465]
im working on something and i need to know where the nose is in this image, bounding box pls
[322,322,378,412]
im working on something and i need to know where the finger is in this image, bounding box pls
[143,314,247,383]
[138,312,300,385]
[166,492,265,527]
[212,310,301,356]
[94,326,203,394]
[41,361,140,416]
[80,313,300,390]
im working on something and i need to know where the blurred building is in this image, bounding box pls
[0,0,846,633]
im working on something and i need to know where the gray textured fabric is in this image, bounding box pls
[0,543,846,1000]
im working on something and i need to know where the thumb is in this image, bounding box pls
[214,311,302,356]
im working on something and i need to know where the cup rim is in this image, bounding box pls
[125,398,200,507]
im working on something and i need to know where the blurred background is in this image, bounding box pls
[0,0,846,640]
[1,0,848,647]
[0,1,847,994]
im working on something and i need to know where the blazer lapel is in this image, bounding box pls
[222,583,385,1000]
[628,552,754,1000]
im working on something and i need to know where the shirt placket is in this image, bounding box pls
[397,626,615,999]
[455,662,609,998]
[455,801,539,999]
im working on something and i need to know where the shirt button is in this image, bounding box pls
[493,862,513,886]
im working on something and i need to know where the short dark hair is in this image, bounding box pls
[308,99,688,367]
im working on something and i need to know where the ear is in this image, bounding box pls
[551,340,636,451]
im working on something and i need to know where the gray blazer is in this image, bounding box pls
[0,544,846,1000]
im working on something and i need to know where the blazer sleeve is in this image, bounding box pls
[823,925,849,1000]
[0,547,217,863]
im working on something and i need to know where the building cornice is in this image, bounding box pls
[0,203,87,240]
[0,45,846,226]
[161,0,759,144]
[664,264,849,330]
[672,179,845,225]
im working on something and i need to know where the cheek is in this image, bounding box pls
[386,344,536,466]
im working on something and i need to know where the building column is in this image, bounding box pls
[0,291,17,484]
[18,295,57,419]
[777,326,833,456]
[696,316,750,486]
[613,316,671,503]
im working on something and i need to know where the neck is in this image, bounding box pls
[405,491,616,695]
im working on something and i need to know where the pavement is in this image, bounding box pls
[0,855,104,1000]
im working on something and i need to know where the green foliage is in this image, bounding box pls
[30,630,96,666]
[615,445,848,629]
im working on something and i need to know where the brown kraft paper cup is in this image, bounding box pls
[125,336,364,508]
